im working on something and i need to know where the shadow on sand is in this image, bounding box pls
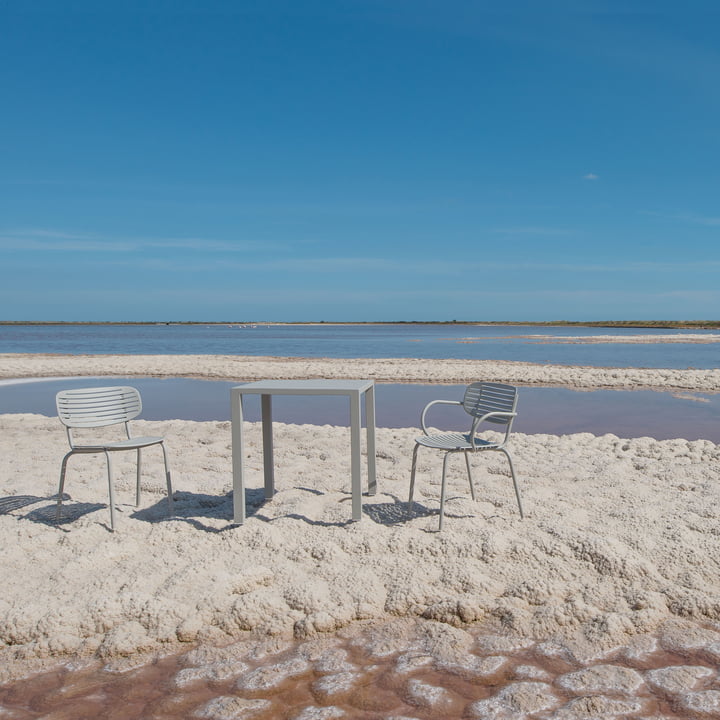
[1,488,466,534]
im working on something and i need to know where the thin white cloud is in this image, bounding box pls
[642,211,720,227]
[519,260,720,273]
[0,228,282,253]
[13,229,97,240]
[120,256,456,275]
[1,237,133,252]
[583,173,599,180]
[3,229,718,277]
[70,287,719,308]
[688,215,720,226]
[488,226,575,236]
[93,255,720,276]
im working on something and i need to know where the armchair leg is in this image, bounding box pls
[439,452,451,531]
[500,448,524,519]
[161,443,174,516]
[136,448,142,507]
[104,450,117,531]
[464,450,475,501]
[57,452,73,523]
[408,443,420,505]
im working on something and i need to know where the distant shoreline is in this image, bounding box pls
[1,320,719,329]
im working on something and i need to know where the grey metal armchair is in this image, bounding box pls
[408,382,523,530]
[56,386,173,530]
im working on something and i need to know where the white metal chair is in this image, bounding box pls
[56,386,173,530]
[408,382,523,531]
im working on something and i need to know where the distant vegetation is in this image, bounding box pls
[471,320,720,329]
[1,320,719,329]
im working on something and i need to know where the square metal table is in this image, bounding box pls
[231,379,377,523]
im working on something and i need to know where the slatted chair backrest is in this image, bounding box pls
[462,382,518,426]
[56,386,143,429]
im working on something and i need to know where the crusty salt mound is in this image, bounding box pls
[2,353,720,391]
[1,413,719,682]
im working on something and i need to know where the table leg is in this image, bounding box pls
[350,391,362,521]
[231,390,246,524]
[261,394,275,499]
[365,385,377,495]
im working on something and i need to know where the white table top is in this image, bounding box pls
[232,379,374,395]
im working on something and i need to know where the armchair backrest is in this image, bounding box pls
[462,382,518,427]
[56,386,143,428]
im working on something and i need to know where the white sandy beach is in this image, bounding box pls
[1,355,719,688]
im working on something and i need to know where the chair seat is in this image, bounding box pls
[415,433,500,451]
[72,436,165,452]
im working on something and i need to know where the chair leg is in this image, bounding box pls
[500,448,524,519]
[439,452,451,531]
[136,448,142,507]
[161,443,174,516]
[57,452,73,523]
[464,450,476,501]
[408,443,420,505]
[104,450,117,531]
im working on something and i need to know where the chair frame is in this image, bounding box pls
[56,386,173,530]
[408,382,523,530]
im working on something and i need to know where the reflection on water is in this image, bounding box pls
[2,377,720,442]
[1,619,718,719]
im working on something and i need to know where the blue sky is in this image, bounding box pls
[1,1,719,322]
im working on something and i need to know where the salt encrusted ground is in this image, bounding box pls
[510,332,720,343]
[2,352,720,391]
[4,618,720,718]
[1,406,719,683]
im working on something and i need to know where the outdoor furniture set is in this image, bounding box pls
[54,380,523,532]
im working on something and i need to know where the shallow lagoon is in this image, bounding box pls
[2,322,719,368]
[2,376,719,442]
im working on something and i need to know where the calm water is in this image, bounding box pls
[1,323,719,368]
[3,376,720,442]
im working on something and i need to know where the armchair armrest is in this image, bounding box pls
[475,411,517,423]
[420,399,462,435]
[469,411,518,448]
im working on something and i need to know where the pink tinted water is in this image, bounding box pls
[1,623,717,719]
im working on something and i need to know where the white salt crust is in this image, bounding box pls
[2,352,720,391]
[0,354,719,686]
